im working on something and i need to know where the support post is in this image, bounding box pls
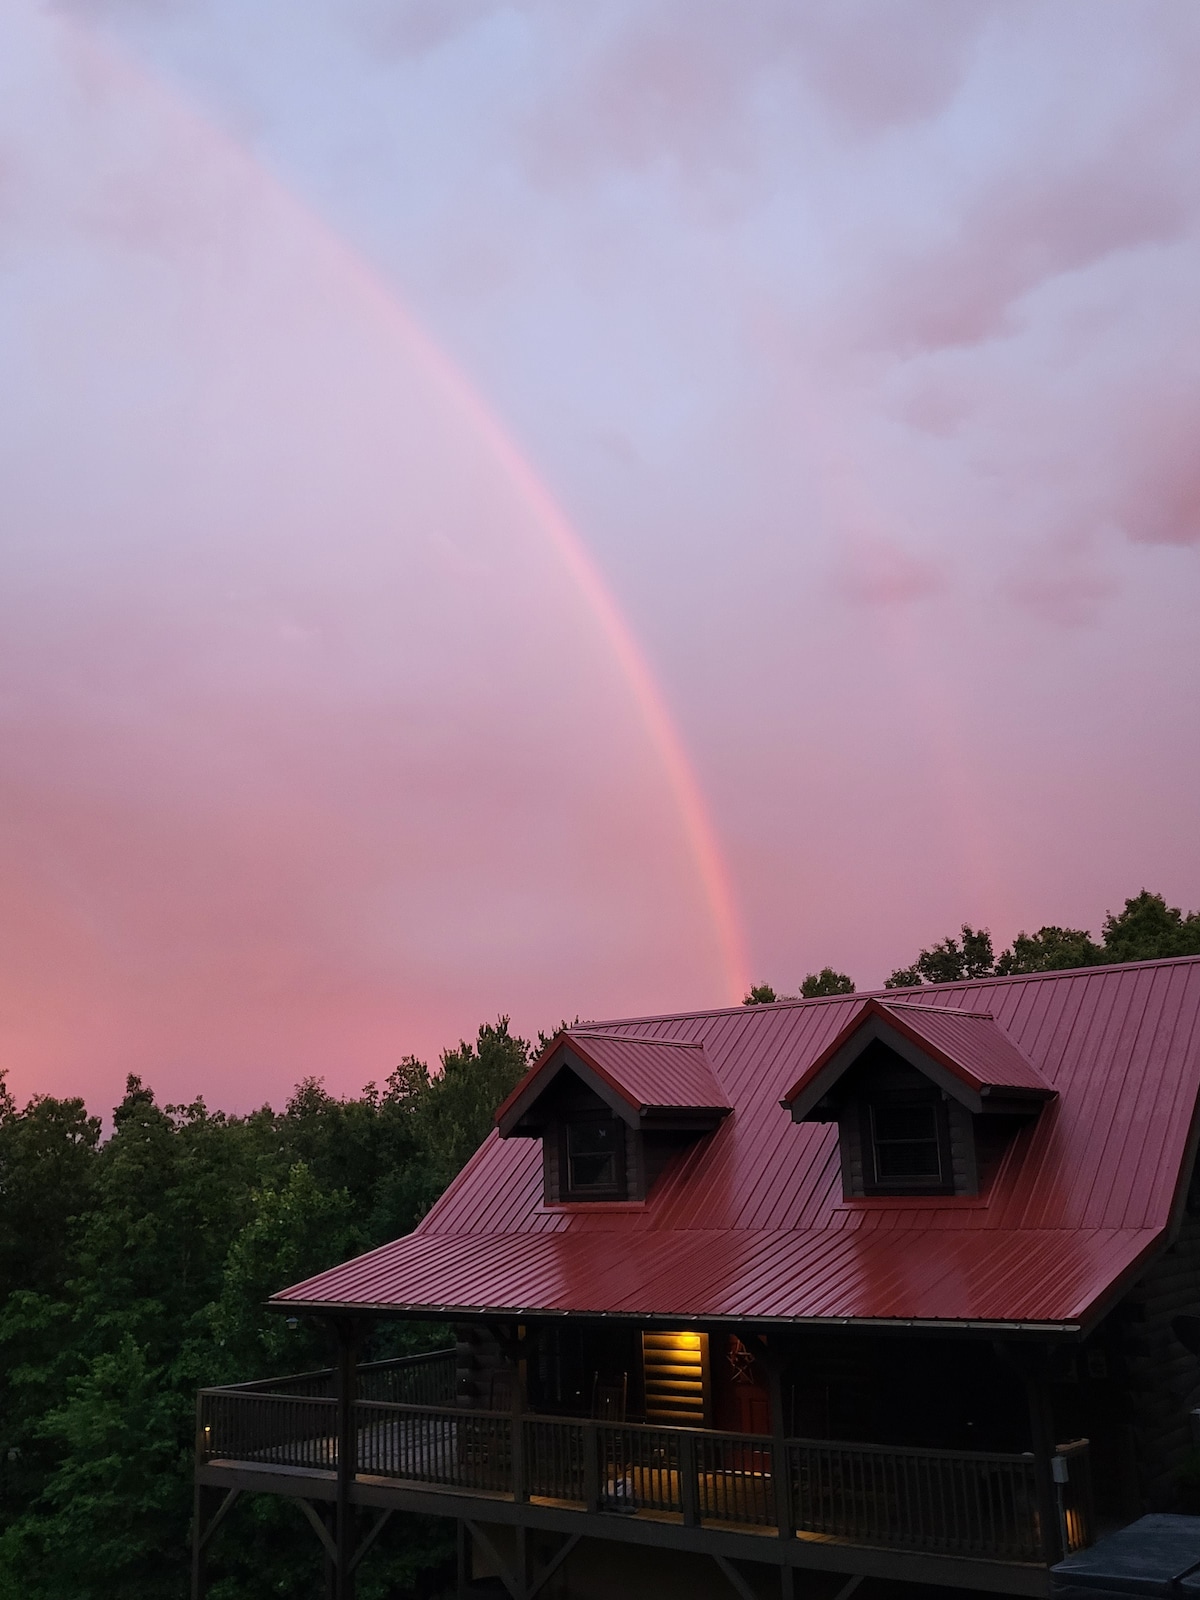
[516,1524,530,1599]
[457,1520,468,1600]
[747,1331,794,1542]
[678,1429,701,1527]
[332,1316,364,1600]
[190,1482,208,1600]
[511,1322,528,1505]
[1023,1353,1063,1564]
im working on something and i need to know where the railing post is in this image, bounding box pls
[761,1338,794,1541]
[332,1317,363,1600]
[511,1324,528,1504]
[583,1422,600,1513]
[678,1430,700,1527]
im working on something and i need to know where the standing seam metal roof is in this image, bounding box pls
[273,957,1200,1328]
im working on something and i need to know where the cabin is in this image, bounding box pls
[192,956,1200,1600]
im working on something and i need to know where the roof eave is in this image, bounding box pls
[265,1297,1085,1339]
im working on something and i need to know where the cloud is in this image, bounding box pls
[0,5,736,1111]
[835,539,945,609]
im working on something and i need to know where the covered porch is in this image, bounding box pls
[193,1323,1096,1600]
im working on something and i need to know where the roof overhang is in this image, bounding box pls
[267,1297,1086,1340]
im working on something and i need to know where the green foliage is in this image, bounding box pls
[888,889,1200,989]
[412,1018,530,1193]
[995,926,1102,975]
[884,964,923,988]
[0,1020,526,1599]
[888,925,995,988]
[800,968,855,998]
[1102,889,1200,963]
[742,983,778,1005]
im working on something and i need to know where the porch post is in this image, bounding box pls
[456,1520,468,1600]
[332,1316,364,1600]
[512,1322,528,1504]
[1025,1363,1064,1566]
[749,1332,795,1542]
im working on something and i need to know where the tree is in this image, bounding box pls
[411,1018,531,1198]
[799,968,855,998]
[995,926,1102,975]
[1101,890,1200,963]
[885,925,994,987]
[743,984,778,1005]
[0,1019,526,1600]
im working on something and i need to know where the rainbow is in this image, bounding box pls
[58,9,752,1002]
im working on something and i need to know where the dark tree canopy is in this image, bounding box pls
[886,925,994,988]
[994,925,1102,975]
[1102,889,1200,963]
[885,890,1200,991]
[0,1018,532,1600]
[744,887,1200,1003]
[800,968,855,998]
[743,983,778,1005]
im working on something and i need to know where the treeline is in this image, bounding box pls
[744,888,1200,1004]
[0,1020,532,1600]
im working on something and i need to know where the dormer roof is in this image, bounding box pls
[496,1029,730,1136]
[782,997,1055,1120]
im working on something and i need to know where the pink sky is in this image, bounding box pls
[2,2,1198,1112]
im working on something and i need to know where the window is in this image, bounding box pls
[563,1115,625,1197]
[865,1094,950,1192]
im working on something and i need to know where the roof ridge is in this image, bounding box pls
[579,953,1200,1029]
[567,1029,701,1049]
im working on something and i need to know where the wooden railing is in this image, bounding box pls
[215,1348,456,1406]
[355,1403,512,1493]
[200,1390,338,1470]
[787,1439,1041,1562]
[357,1350,458,1408]
[197,1386,1085,1565]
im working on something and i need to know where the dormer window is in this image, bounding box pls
[495,1029,731,1205]
[781,999,1056,1201]
[864,1091,951,1193]
[564,1114,625,1197]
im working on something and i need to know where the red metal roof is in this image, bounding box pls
[274,957,1200,1331]
[783,998,1053,1113]
[496,1030,729,1131]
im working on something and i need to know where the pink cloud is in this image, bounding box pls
[0,11,735,1112]
[835,539,945,608]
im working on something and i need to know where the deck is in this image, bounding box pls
[195,1352,1093,1596]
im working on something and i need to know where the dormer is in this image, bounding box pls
[780,1000,1055,1199]
[496,1030,731,1204]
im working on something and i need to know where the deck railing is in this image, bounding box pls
[201,1390,338,1471]
[216,1348,456,1406]
[788,1438,1041,1562]
[197,1384,1085,1565]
